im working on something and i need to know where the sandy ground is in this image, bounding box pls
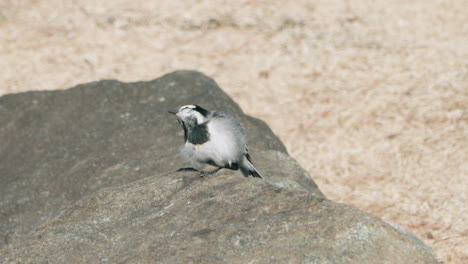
[1,0,467,262]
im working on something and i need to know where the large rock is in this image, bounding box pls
[0,71,438,263]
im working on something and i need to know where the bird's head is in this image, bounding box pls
[169,105,209,127]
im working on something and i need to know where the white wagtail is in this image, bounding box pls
[169,105,263,178]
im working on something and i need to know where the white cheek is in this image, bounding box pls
[195,114,205,124]
[177,112,190,120]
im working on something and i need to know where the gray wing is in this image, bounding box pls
[211,110,248,157]
[211,110,246,137]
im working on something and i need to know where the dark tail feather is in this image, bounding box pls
[240,153,263,178]
[241,167,263,178]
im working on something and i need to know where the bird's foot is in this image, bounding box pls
[198,167,223,178]
[176,167,222,178]
[176,167,199,172]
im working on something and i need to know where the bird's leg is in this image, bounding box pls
[199,167,223,178]
[176,167,200,172]
[176,167,223,178]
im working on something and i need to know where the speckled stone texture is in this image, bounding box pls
[0,71,438,263]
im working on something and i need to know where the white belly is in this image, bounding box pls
[180,120,245,167]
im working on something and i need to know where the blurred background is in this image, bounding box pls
[1,0,467,262]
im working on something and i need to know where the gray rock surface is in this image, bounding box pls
[0,71,438,263]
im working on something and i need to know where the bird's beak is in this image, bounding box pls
[168,110,177,115]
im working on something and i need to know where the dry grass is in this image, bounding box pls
[1,0,467,262]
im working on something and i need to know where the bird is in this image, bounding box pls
[169,105,263,178]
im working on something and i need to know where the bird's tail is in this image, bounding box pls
[239,153,263,178]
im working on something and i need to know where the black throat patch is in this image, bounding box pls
[187,122,210,145]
